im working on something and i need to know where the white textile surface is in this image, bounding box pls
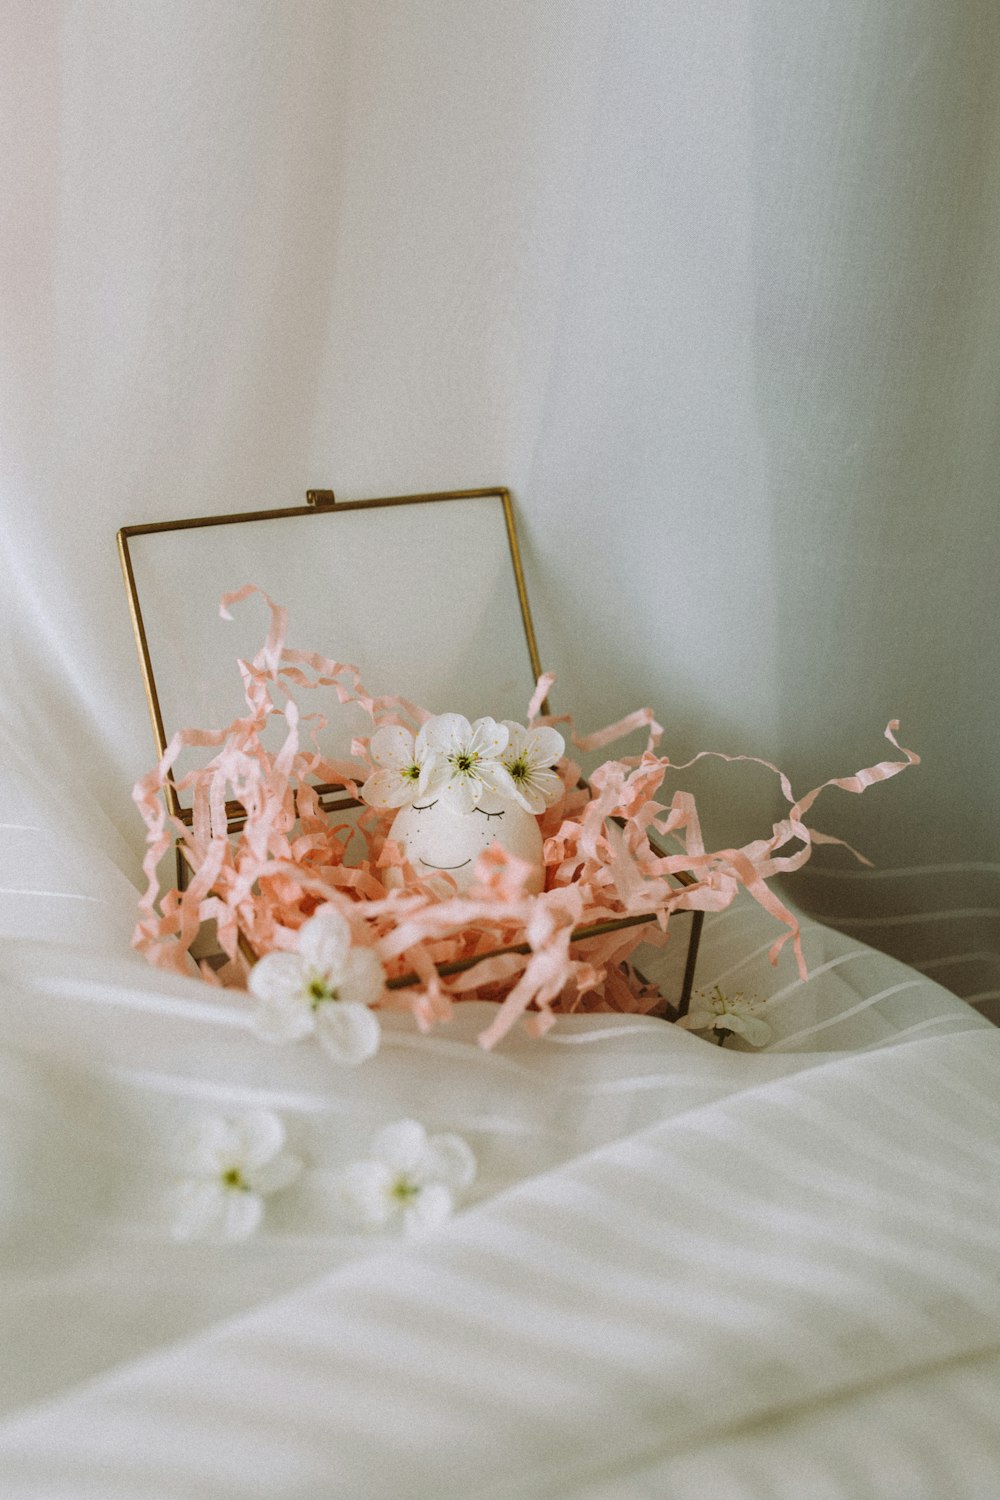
[0,771,997,1496]
[2,3,999,1494]
[1,0,998,1006]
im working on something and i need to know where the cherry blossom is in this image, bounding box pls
[417,713,518,814]
[677,986,772,1047]
[500,721,566,814]
[359,724,436,810]
[334,1119,476,1236]
[248,905,385,1065]
[170,1109,302,1243]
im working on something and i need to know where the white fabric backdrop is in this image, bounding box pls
[1,1,998,1010]
[2,7,1000,1493]
[3,0,998,1016]
[0,786,995,1496]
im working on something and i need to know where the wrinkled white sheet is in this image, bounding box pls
[2,3,999,1492]
[1,765,996,1497]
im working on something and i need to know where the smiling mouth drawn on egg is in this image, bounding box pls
[419,858,472,871]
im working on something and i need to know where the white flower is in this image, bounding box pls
[418,713,518,814]
[170,1109,302,1243]
[500,721,566,814]
[334,1119,476,1236]
[677,986,772,1047]
[359,724,435,810]
[248,906,385,1065]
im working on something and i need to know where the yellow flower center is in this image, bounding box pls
[307,976,339,1007]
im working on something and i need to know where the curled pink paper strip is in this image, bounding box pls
[132,589,919,1046]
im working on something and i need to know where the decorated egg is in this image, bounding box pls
[361,711,566,895]
[387,789,544,893]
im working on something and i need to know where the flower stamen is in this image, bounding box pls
[307,976,339,1006]
[508,755,530,784]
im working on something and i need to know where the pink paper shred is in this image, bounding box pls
[132,587,920,1047]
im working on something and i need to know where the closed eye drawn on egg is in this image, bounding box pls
[412,801,439,812]
[474,808,505,820]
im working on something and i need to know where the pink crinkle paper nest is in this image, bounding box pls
[132,587,919,1048]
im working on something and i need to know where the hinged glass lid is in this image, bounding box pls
[118,488,544,818]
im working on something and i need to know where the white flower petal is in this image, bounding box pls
[252,991,315,1044]
[297,905,352,973]
[370,724,417,771]
[221,1189,265,1243]
[248,950,307,1005]
[525,726,565,765]
[501,720,528,755]
[360,767,412,809]
[419,757,452,799]
[247,1149,303,1195]
[526,766,565,808]
[421,1132,477,1192]
[371,1119,430,1174]
[468,717,509,759]
[676,1002,718,1032]
[337,945,385,1008]
[417,713,471,758]
[740,1016,773,1047]
[174,1115,240,1176]
[231,1110,286,1172]
[505,781,538,814]
[477,761,520,803]
[415,753,441,796]
[171,1179,230,1241]
[402,1183,454,1236]
[335,1160,397,1227]
[437,774,481,815]
[315,1000,381,1065]
[719,1011,772,1047]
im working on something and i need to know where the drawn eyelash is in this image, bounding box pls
[412,801,439,812]
[474,808,505,820]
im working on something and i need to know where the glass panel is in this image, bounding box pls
[122,493,540,809]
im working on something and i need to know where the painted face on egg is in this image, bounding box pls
[388,790,544,894]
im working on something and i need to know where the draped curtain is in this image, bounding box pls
[1,0,997,1014]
